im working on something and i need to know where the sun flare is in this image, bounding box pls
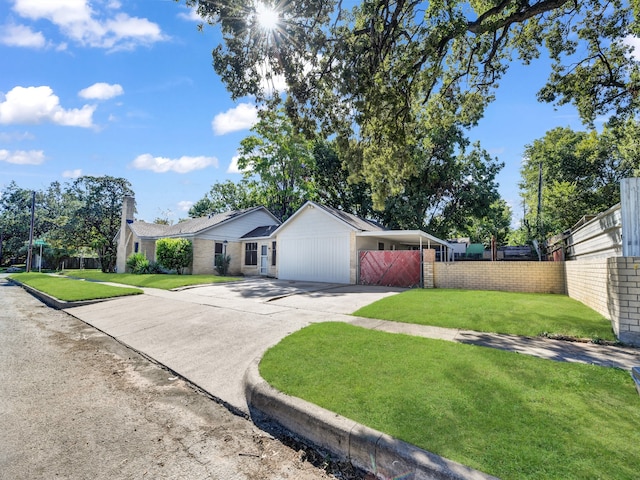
[255,2,280,31]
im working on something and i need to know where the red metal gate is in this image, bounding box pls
[358,250,421,287]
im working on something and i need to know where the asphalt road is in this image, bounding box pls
[0,279,359,480]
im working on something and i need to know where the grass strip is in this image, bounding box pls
[353,288,615,341]
[260,322,639,480]
[62,269,242,290]
[10,272,142,301]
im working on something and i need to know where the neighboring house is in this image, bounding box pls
[116,197,450,285]
[115,196,280,275]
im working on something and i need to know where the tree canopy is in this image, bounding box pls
[518,124,637,242]
[237,105,317,220]
[185,0,640,204]
[0,176,133,272]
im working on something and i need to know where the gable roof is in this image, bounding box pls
[314,203,386,232]
[241,225,280,239]
[129,207,279,238]
[278,201,385,233]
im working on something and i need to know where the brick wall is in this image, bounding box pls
[606,257,640,345]
[565,259,610,318]
[422,249,435,288]
[431,261,566,294]
[192,238,215,275]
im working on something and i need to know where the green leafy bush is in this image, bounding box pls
[145,261,166,274]
[155,238,193,275]
[126,252,149,274]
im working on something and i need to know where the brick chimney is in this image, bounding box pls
[115,196,135,273]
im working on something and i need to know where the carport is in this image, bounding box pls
[356,230,451,287]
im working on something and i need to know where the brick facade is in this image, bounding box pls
[605,257,640,345]
[564,259,610,318]
[566,257,640,345]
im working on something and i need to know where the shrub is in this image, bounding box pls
[156,238,193,275]
[215,254,231,276]
[126,252,149,274]
[145,261,166,274]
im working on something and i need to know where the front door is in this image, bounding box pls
[260,244,268,275]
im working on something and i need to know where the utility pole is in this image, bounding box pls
[26,191,35,272]
[536,162,543,261]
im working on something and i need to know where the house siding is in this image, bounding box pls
[356,237,402,251]
[198,210,278,241]
[277,206,352,283]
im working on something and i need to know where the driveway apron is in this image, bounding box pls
[63,279,404,415]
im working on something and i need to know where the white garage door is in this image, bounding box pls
[278,234,351,284]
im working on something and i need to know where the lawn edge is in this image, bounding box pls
[6,277,138,309]
[243,356,498,480]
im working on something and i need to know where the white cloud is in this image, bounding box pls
[177,200,194,211]
[79,82,124,100]
[0,149,45,165]
[0,86,95,127]
[177,7,203,22]
[0,23,46,48]
[131,153,218,173]
[227,154,242,174]
[62,168,82,178]
[227,153,252,174]
[212,103,259,135]
[623,35,640,60]
[11,0,167,51]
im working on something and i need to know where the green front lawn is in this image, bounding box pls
[9,272,142,301]
[261,322,640,480]
[353,289,615,341]
[62,269,242,290]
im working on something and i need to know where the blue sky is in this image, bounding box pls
[0,0,594,225]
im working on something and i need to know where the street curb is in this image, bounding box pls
[632,367,640,396]
[243,357,498,480]
[6,278,114,310]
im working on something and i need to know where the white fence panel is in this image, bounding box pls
[566,204,622,260]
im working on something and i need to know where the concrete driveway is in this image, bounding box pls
[64,279,404,415]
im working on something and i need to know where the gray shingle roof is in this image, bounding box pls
[315,203,386,232]
[241,225,280,239]
[129,207,268,238]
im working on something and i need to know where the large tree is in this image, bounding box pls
[188,179,255,217]
[0,181,73,267]
[378,136,505,237]
[450,199,513,246]
[236,105,317,220]
[64,176,134,273]
[311,140,374,219]
[185,0,640,205]
[0,182,34,265]
[518,124,637,242]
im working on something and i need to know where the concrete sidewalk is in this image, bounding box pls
[349,317,640,371]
